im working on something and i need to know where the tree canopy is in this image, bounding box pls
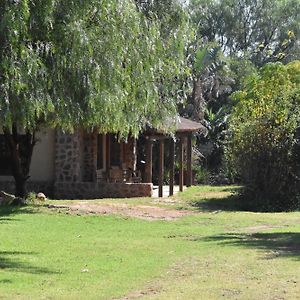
[0,0,191,136]
[189,0,300,66]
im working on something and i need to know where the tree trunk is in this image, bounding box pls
[191,77,205,121]
[3,125,36,198]
[15,177,27,199]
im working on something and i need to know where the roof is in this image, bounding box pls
[145,116,206,136]
[176,117,204,133]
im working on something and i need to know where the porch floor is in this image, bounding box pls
[152,185,186,198]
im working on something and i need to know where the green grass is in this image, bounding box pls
[1,186,300,299]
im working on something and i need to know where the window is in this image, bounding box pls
[97,134,104,170]
[97,134,121,170]
[110,135,120,166]
[0,135,12,175]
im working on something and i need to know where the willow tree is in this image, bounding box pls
[0,0,191,197]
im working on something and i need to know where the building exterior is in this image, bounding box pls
[0,118,204,199]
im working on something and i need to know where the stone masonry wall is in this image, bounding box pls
[0,180,153,200]
[55,130,97,183]
[55,131,83,182]
[54,182,153,199]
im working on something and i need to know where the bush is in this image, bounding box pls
[26,192,38,204]
[227,61,300,211]
[193,164,210,184]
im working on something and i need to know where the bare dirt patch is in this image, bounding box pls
[116,257,201,300]
[237,225,286,233]
[47,203,192,221]
[115,286,161,300]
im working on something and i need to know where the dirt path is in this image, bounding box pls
[47,203,192,221]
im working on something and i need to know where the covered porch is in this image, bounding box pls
[141,117,204,197]
[94,117,204,198]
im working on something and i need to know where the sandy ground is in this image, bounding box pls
[47,202,192,221]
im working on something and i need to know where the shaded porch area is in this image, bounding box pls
[93,117,204,198]
[92,117,204,198]
[141,117,204,198]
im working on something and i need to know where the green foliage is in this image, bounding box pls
[181,40,231,121]
[192,164,209,184]
[227,61,300,210]
[0,0,191,136]
[194,44,221,74]
[190,0,300,66]
[205,107,229,146]
[187,0,300,180]
[0,1,53,131]
[25,192,38,204]
[228,58,257,91]
[200,106,231,175]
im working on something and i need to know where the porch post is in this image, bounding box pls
[159,139,165,197]
[186,133,193,187]
[169,138,175,196]
[144,138,153,183]
[179,137,184,192]
[132,138,137,172]
[106,134,111,170]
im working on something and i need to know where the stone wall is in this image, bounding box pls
[55,131,83,182]
[0,180,152,199]
[55,130,98,183]
[54,182,153,199]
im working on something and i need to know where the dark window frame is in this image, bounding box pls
[97,134,104,170]
[0,135,12,176]
[110,134,121,166]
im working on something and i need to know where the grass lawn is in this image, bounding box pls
[1,186,300,299]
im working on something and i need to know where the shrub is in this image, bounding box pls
[193,164,210,184]
[227,61,300,211]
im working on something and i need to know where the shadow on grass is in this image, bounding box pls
[0,279,12,284]
[201,232,300,260]
[189,193,249,212]
[0,251,59,274]
[188,186,277,212]
[0,208,58,276]
[0,206,37,223]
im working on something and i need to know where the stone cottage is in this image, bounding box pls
[0,117,204,199]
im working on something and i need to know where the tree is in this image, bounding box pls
[0,1,54,197]
[180,42,233,120]
[0,0,191,197]
[189,0,300,66]
[201,106,230,171]
[185,0,299,178]
[227,61,300,210]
